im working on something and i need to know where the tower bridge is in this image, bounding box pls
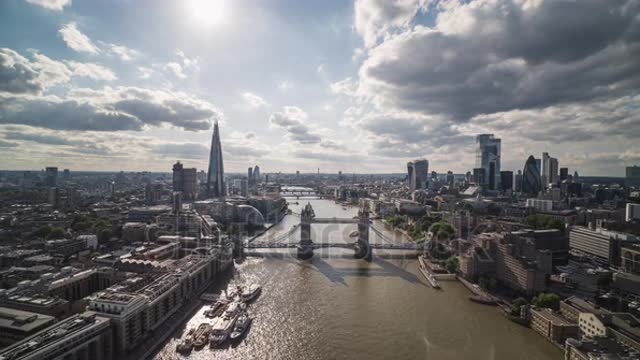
[245,203,423,261]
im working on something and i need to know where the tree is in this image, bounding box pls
[445,256,459,274]
[72,221,92,232]
[533,293,560,310]
[385,216,404,228]
[97,228,113,244]
[34,225,52,239]
[526,215,565,233]
[46,227,65,239]
[478,276,497,291]
[430,222,455,240]
[511,297,528,315]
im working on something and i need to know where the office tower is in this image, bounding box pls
[549,157,559,185]
[515,170,523,192]
[253,165,260,183]
[574,171,580,182]
[500,171,513,192]
[560,168,569,181]
[446,171,454,185]
[541,152,550,185]
[627,166,640,188]
[407,159,429,191]
[206,121,225,198]
[45,167,58,187]
[172,161,197,200]
[473,167,486,185]
[522,155,542,195]
[248,167,253,186]
[62,169,70,181]
[475,134,501,190]
[338,171,343,181]
[240,178,248,197]
[145,183,163,204]
[407,163,414,189]
[626,203,640,222]
[465,171,472,184]
[172,191,182,213]
[48,187,60,208]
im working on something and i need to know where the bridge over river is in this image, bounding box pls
[245,203,424,261]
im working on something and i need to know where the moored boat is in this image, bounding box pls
[418,256,441,289]
[204,299,229,318]
[176,338,193,354]
[230,312,252,341]
[191,323,212,349]
[240,284,261,302]
[209,302,241,347]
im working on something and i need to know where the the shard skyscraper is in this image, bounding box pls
[206,121,225,198]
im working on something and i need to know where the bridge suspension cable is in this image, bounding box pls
[250,223,300,245]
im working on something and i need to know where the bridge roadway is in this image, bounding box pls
[310,217,359,224]
[246,242,422,250]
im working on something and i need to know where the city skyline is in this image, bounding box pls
[1,0,639,176]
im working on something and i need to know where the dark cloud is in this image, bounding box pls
[0,139,18,147]
[360,0,640,120]
[0,86,222,132]
[0,96,143,131]
[4,130,79,145]
[0,48,70,94]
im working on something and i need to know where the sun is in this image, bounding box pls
[187,0,226,27]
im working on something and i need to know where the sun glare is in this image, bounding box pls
[188,0,226,26]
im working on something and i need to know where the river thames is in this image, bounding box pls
[153,198,561,360]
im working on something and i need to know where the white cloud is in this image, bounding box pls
[165,51,199,79]
[269,106,322,144]
[330,77,358,96]
[25,0,71,11]
[58,22,100,54]
[354,0,426,48]
[65,61,117,81]
[165,62,186,79]
[102,43,140,61]
[241,92,269,108]
[137,66,154,79]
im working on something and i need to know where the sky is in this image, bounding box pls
[0,0,639,176]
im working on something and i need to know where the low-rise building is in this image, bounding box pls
[0,311,112,360]
[0,307,55,347]
[564,337,638,360]
[530,308,579,343]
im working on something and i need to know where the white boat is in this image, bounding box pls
[209,302,241,347]
[241,284,262,302]
[230,312,252,341]
[418,256,441,289]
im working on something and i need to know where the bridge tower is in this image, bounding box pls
[354,207,372,261]
[298,202,315,260]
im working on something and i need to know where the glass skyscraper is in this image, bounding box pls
[522,155,542,195]
[475,134,501,190]
[407,159,429,191]
[206,121,225,198]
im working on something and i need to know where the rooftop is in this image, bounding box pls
[0,307,54,332]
